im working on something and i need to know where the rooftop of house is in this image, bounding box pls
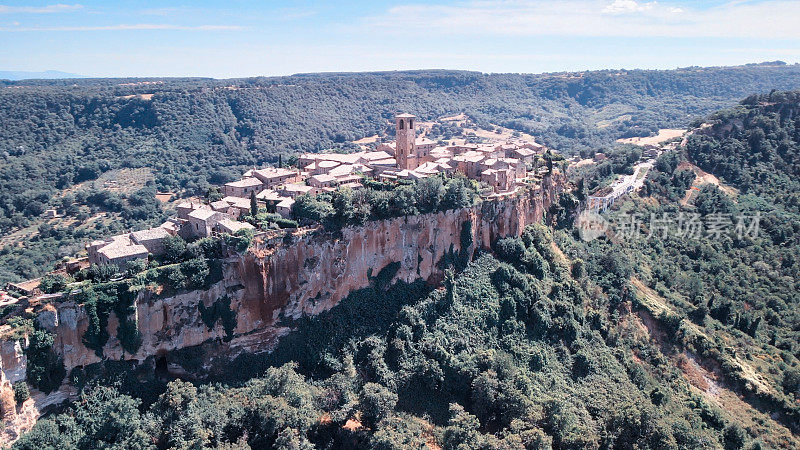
[361,151,393,161]
[221,196,252,209]
[453,151,485,163]
[210,200,231,211]
[225,177,263,188]
[251,167,298,180]
[395,113,416,118]
[177,201,208,210]
[318,160,341,169]
[512,148,536,157]
[310,174,337,183]
[281,183,314,193]
[97,239,148,259]
[429,147,452,157]
[188,209,220,221]
[368,158,397,167]
[216,218,255,234]
[276,198,295,208]
[256,189,283,201]
[130,227,170,242]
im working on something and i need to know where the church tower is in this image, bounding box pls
[395,113,417,170]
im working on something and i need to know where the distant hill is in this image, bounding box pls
[0,70,85,80]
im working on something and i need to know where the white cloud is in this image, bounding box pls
[365,0,800,39]
[0,3,82,14]
[602,0,654,14]
[0,23,245,31]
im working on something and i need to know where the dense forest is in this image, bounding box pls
[2,65,800,283]
[12,92,800,448]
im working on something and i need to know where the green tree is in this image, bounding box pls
[441,176,475,211]
[359,383,397,428]
[38,273,69,294]
[250,191,258,218]
[12,381,29,404]
[180,258,209,290]
[25,329,65,393]
[415,176,444,213]
[292,194,334,224]
[74,386,154,449]
[162,235,187,264]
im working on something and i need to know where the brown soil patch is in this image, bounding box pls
[155,193,174,203]
[617,128,685,146]
[117,93,154,101]
[342,418,363,431]
[677,161,738,205]
[676,353,712,391]
[441,113,468,122]
[319,412,332,425]
[353,134,379,145]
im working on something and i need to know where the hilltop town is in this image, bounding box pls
[78,114,553,271]
[0,110,683,301]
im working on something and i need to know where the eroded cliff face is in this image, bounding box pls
[26,178,563,377]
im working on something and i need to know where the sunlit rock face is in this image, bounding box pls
[43,177,563,372]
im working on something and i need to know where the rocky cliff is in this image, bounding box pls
[4,177,563,394]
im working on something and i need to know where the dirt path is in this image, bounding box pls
[677,162,738,205]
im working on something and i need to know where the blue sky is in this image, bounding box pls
[1,0,798,78]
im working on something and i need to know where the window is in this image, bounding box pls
[399,119,404,130]
[409,119,413,128]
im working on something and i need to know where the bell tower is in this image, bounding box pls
[395,113,417,170]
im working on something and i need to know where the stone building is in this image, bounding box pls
[222,178,263,198]
[129,227,171,255]
[184,209,228,239]
[249,167,300,188]
[395,113,418,170]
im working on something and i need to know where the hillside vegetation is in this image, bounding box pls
[566,91,800,445]
[4,84,800,448]
[16,226,747,449]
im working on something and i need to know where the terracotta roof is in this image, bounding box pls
[216,218,255,234]
[281,184,314,193]
[368,158,397,166]
[252,167,297,181]
[276,198,295,208]
[256,189,282,201]
[221,196,251,209]
[98,241,148,260]
[210,200,231,211]
[310,174,337,183]
[130,227,170,243]
[361,151,393,161]
[188,209,219,221]
[224,177,263,188]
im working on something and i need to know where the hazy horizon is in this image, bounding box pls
[1,0,799,78]
[2,61,797,82]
